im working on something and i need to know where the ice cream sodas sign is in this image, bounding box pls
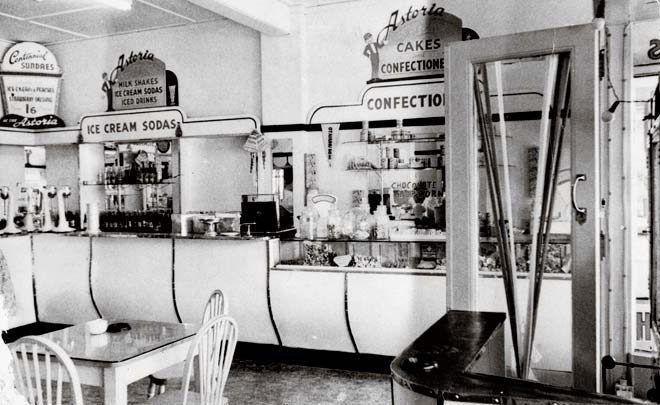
[363,4,464,82]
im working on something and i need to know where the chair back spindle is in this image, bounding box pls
[10,336,83,405]
[202,289,228,323]
[181,315,238,405]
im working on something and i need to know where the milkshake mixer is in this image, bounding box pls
[0,186,21,234]
[53,185,74,233]
[40,186,57,232]
[22,187,37,232]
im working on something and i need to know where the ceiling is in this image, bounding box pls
[0,0,351,46]
[0,0,229,45]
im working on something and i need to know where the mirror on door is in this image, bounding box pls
[271,138,293,230]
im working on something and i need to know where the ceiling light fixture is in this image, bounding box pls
[98,0,132,11]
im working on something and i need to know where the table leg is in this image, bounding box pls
[103,368,128,405]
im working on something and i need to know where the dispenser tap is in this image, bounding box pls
[41,186,57,232]
[0,186,21,234]
[53,186,74,233]
[22,187,37,232]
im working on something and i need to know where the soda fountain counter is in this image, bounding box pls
[390,310,635,404]
[0,232,281,346]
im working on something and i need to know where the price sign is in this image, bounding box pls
[1,75,60,117]
[0,42,64,128]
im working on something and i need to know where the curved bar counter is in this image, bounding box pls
[1,232,279,347]
[2,232,572,381]
[391,310,635,404]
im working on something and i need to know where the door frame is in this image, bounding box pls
[445,24,602,391]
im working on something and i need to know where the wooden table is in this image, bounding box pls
[43,319,197,405]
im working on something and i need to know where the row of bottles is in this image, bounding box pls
[360,119,414,143]
[99,210,172,233]
[299,197,391,241]
[98,161,170,185]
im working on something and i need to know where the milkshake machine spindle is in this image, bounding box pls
[22,187,37,232]
[0,186,21,234]
[41,186,57,232]
[53,186,74,233]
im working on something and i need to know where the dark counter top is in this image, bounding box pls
[58,231,271,241]
[391,310,635,404]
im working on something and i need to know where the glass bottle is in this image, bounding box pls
[341,209,355,239]
[299,203,319,240]
[374,205,390,240]
[360,121,369,142]
[327,209,343,240]
[353,202,372,240]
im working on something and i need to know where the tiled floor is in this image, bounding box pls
[69,359,392,404]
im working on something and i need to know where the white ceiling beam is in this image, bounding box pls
[186,0,290,36]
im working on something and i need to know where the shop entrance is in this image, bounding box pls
[446,24,601,391]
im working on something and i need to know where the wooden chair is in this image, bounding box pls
[148,289,228,398]
[140,315,238,405]
[10,335,84,405]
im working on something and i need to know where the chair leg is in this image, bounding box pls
[147,375,168,398]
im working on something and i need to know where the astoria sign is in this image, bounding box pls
[363,4,465,82]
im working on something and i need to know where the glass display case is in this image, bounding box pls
[275,238,446,273]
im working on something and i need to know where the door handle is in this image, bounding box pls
[572,174,587,225]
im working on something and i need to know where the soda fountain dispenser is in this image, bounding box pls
[53,186,74,233]
[40,186,57,232]
[0,186,21,234]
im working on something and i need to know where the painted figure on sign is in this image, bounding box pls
[363,32,386,83]
[101,72,115,112]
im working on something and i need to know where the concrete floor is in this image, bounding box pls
[71,358,392,404]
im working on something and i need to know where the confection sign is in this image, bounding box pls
[103,50,179,112]
[362,4,475,83]
[0,42,65,129]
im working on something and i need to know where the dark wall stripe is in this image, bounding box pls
[261,111,544,134]
[30,235,39,322]
[88,236,102,318]
[344,273,359,354]
[265,242,283,346]
[171,237,182,323]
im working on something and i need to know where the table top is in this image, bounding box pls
[44,319,197,366]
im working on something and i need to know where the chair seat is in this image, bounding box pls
[139,390,228,405]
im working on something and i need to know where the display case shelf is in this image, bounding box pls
[346,166,439,172]
[342,136,443,145]
[272,263,445,275]
[82,180,176,186]
[479,234,571,244]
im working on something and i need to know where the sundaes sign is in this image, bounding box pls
[0,42,65,129]
[363,4,474,82]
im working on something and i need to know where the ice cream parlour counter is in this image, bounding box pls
[0,232,280,347]
[269,237,572,381]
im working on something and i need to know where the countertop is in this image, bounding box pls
[0,231,270,241]
[391,310,635,404]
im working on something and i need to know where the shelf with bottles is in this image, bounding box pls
[82,179,177,186]
[99,209,173,233]
[347,154,442,171]
[276,237,446,272]
[342,133,444,145]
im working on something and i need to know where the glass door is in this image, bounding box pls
[446,24,601,391]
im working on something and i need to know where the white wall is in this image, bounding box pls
[49,19,261,125]
[179,136,256,213]
[300,0,592,117]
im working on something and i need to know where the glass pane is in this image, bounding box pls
[475,54,572,385]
